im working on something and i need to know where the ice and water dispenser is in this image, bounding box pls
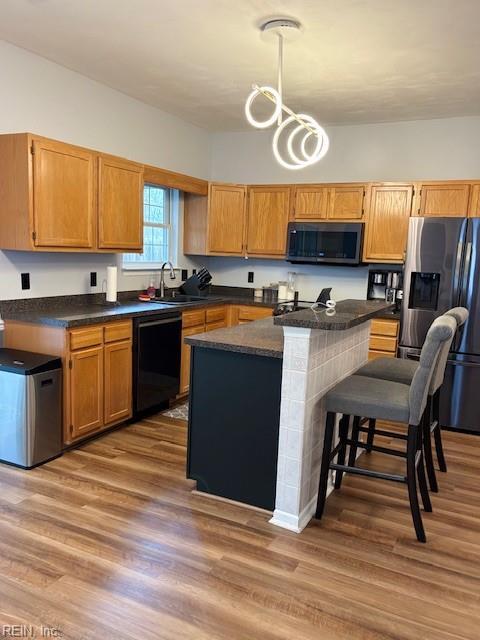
[408,272,441,310]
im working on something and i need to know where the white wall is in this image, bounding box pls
[211,116,480,184]
[0,40,210,301]
[205,257,375,302]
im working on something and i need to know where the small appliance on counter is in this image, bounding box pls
[0,349,62,468]
[367,269,403,312]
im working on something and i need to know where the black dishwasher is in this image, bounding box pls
[132,312,181,417]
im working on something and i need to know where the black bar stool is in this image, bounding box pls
[315,315,457,542]
[355,307,468,492]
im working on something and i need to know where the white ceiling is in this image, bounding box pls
[0,0,480,131]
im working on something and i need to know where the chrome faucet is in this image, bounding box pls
[160,261,176,297]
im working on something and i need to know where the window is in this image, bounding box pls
[123,184,176,269]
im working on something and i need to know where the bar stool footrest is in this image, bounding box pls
[330,463,406,484]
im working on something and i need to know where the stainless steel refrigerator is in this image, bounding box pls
[400,217,480,433]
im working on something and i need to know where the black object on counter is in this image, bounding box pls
[180,268,212,296]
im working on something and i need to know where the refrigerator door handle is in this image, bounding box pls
[460,241,473,307]
[453,238,465,304]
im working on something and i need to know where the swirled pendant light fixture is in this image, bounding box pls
[244,19,329,170]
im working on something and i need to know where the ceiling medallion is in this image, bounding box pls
[244,19,329,170]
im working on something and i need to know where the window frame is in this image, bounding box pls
[122,183,176,271]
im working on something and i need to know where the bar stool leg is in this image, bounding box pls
[366,418,376,453]
[315,412,336,519]
[407,424,427,543]
[347,416,361,467]
[422,397,438,492]
[432,389,447,472]
[416,424,433,513]
[334,414,350,489]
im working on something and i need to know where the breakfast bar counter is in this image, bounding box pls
[186,299,393,531]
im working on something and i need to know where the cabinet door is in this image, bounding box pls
[468,184,480,217]
[294,186,328,219]
[70,346,103,440]
[98,155,143,250]
[246,186,292,256]
[363,185,413,263]
[180,325,204,395]
[207,183,246,254]
[104,340,132,425]
[418,183,470,217]
[32,138,95,248]
[327,185,365,220]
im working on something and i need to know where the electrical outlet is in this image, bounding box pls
[21,273,30,290]
[248,271,254,283]
[181,269,188,280]
[90,272,97,287]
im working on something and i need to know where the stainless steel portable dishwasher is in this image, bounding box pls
[0,348,62,468]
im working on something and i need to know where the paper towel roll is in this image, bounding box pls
[106,266,117,302]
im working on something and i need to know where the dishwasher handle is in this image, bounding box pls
[137,316,181,329]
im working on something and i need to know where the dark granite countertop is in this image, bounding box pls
[273,299,395,330]
[184,317,284,359]
[0,290,280,328]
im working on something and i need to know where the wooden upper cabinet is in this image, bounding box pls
[327,185,365,219]
[468,183,480,217]
[32,137,95,248]
[293,184,365,221]
[207,183,246,255]
[363,184,414,263]
[417,183,470,217]
[294,186,328,219]
[98,155,143,250]
[246,186,292,257]
[0,133,144,253]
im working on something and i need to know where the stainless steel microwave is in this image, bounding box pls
[286,222,364,265]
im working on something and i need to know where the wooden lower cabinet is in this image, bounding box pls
[180,324,204,395]
[229,305,273,325]
[4,319,132,445]
[70,345,104,439]
[368,318,400,361]
[179,304,273,394]
[104,340,132,425]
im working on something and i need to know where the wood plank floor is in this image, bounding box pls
[0,416,479,640]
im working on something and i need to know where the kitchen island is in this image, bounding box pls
[186,299,393,532]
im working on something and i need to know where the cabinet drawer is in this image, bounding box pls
[182,309,206,328]
[205,320,227,332]
[69,326,103,351]
[237,306,273,322]
[371,318,399,337]
[206,305,227,324]
[369,335,397,353]
[368,350,396,361]
[104,321,132,343]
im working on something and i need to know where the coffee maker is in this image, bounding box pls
[367,269,403,311]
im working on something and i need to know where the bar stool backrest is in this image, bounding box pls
[428,307,469,395]
[408,315,457,426]
[444,307,469,327]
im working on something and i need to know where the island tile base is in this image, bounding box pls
[270,322,371,533]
